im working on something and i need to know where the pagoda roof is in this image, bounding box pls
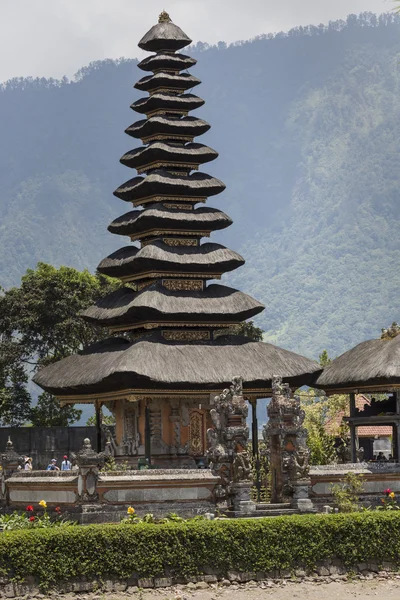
[132,93,205,116]
[134,72,201,94]
[33,332,321,398]
[315,334,400,392]
[138,15,192,53]
[120,142,218,171]
[126,116,210,141]
[108,205,232,238]
[113,170,225,204]
[138,53,197,73]
[97,241,244,280]
[80,283,264,328]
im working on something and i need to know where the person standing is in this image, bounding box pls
[24,457,32,471]
[46,459,59,471]
[61,455,72,471]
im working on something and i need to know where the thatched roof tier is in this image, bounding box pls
[132,93,205,116]
[120,142,218,172]
[134,72,201,94]
[97,242,245,280]
[138,17,192,53]
[33,333,321,398]
[315,335,400,393]
[138,53,197,73]
[126,116,210,142]
[80,283,264,328]
[113,170,225,204]
[108,205,232,239]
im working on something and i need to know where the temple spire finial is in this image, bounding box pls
[159,10,171,23]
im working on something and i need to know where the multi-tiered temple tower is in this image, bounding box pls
[34,13,320,467]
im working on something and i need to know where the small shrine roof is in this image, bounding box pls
[138,13,192,53]
[126,115,210,140]
[315,335,400,392]
[134,72,201,93]
[120,142,218,171]
[138,53,197,73]
[132,93,204,115]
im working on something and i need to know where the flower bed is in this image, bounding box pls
[0,512,400,590]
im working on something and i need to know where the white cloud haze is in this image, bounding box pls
[0,0,392,82]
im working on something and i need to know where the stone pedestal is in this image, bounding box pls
[292,479,313,512]
[231,482,256,513]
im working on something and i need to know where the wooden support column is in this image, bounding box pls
[349,393,357,462]
[251,399,261,503]
[145,401,152,466]
[95,400,102,454]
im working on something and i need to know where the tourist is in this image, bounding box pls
[46,458,59,471]
[61,455,72,471]
[377,451,387,462]
[24,457,32,471]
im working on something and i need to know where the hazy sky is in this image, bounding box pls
[0,0,392,82]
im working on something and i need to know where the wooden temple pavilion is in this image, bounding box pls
[33,12,320,467]
[316,332,400,462]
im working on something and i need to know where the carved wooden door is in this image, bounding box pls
[188,409,206,456]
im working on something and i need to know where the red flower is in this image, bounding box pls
[384,488,392,496]
[29,516,35,522]
[55,506,61,513]
[26,505,34,512]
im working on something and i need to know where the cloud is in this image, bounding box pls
[0,0,389,82]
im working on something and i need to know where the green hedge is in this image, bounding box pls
[1,512,400,589]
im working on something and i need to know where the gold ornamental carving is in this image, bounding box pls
[132,195,206,207]
[119,271,221,283]
[162,279,203,291]
[189,410,205,456]
[163,238,198,247]
[162,330,210,342]
[137,161,198,175]
[164,203,193,210]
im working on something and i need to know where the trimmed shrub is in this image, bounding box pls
[0,512,399,589]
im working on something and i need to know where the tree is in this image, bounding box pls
[29,392,82,427]
[0,263,120,426]
[86,413,116,426]
[318,350,331,367]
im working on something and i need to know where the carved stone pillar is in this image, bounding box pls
[72,438,105,503]
[169,399,181,455]
[0,438,23,505]
[207,377,254,513]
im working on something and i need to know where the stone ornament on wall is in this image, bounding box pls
[0,438,24,502]
[71,438,105,503]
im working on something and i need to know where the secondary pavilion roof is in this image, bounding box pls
[315,334,400,394]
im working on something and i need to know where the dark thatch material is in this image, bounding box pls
[315,334,400,391]
[113,170,226,203]
[138,21,192,53]
[120,142,218,170]
[132,93,204,116]
[33,332,321,397]
[138,53,197,73]
[134,73,201,93]
[97,242,245,279]
[80,283,264,327]
[126,116,210,141]
[108,205,232,238]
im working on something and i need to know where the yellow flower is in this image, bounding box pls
[389,492,395,499]
[39,500,47,508]
[127,506,135,515]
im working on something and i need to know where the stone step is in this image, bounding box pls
[256,503,292,510]
[225,508,299,519]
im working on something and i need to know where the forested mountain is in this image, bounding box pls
[1,12,399,359]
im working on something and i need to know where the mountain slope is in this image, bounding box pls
[0,12,399,358]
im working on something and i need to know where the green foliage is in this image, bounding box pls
[0,506,75,531]
[100,457,131,473]
[298,388,338,465]
[29,392,82,427]
[215,321,264,342]
[86,412,116,426]
[331,472,364,513]
[1,513,400,589]
[0,263,119,426]
[318,350,332,367]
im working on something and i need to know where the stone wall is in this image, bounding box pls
[2,468,219,522]
[310,462,400,508]
[0,426,105,469]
